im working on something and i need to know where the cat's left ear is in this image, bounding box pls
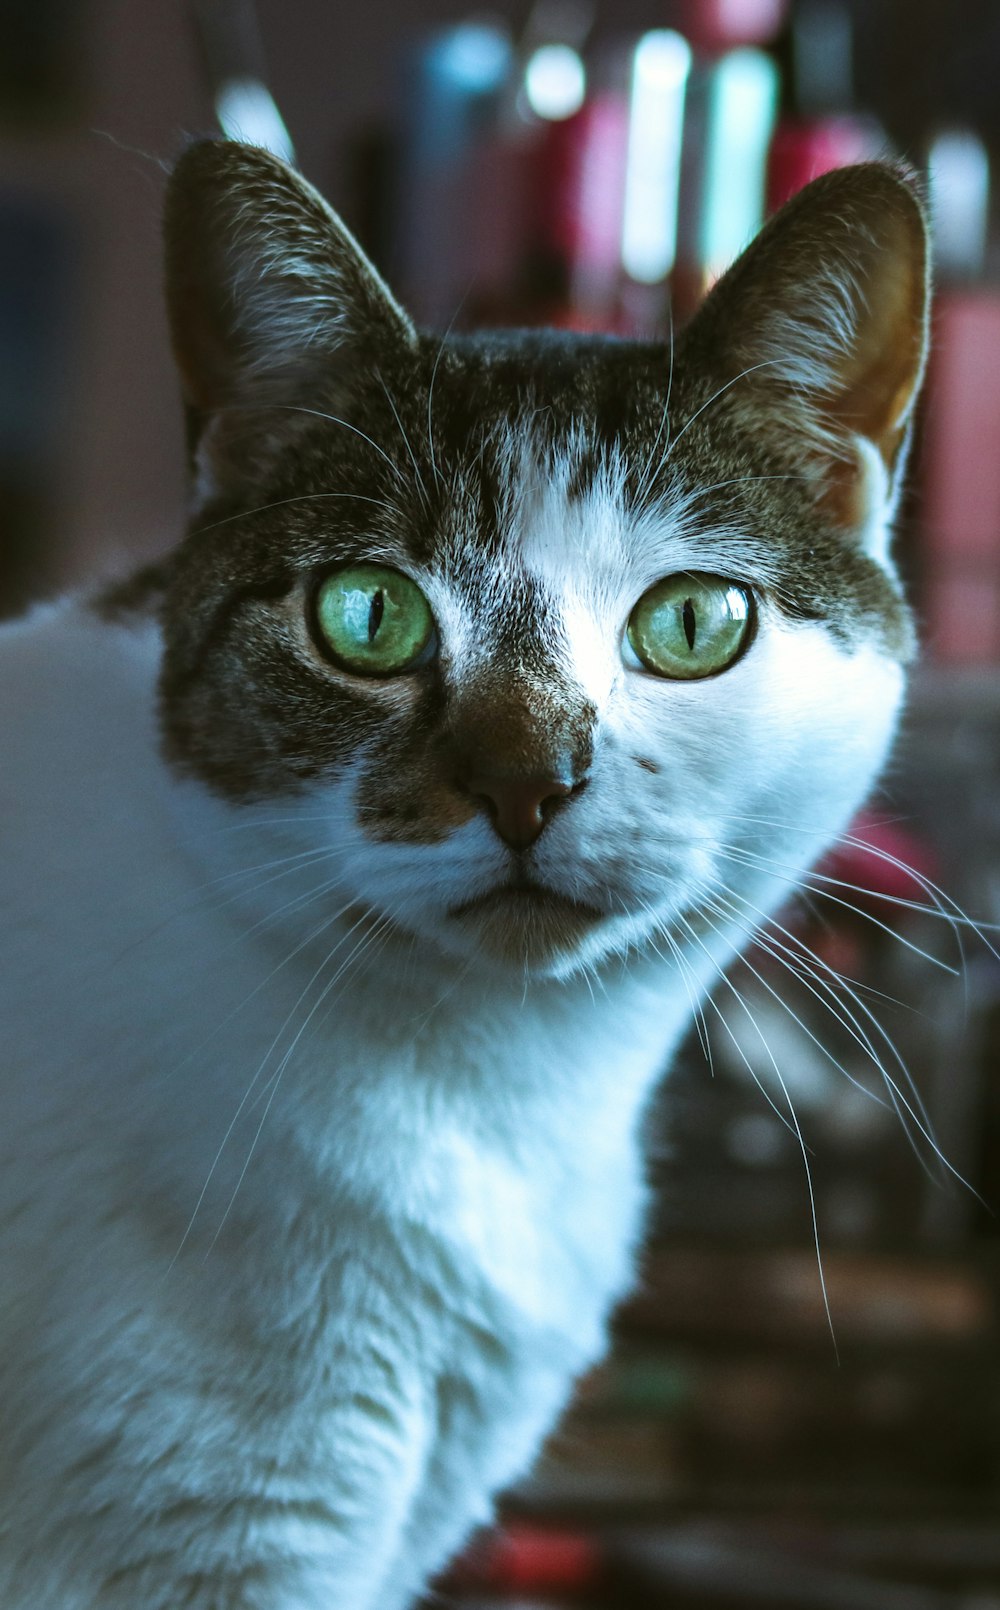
[164,139,416,412]
[681,162,930,559]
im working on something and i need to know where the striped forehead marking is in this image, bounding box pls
[425,426,626,704]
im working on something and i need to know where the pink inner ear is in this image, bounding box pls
[813,447,876,535]
[825,247,929,473]
[688,165,930,536]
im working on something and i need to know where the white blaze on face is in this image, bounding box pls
[512,447,632,706]
[510,439,905,896]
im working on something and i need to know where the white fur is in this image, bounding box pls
[0,469,905,1608]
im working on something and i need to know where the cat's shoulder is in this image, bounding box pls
[0,577,163,803]
[0,572,162,685]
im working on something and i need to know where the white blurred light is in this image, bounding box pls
[928,129,990,278]
[700,48,778,276]
[524,43,587,120]
[621,30,692,283]
[216,79,295,164]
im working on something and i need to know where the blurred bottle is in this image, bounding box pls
[673,45,781,318]
[662,0,786,318]
[617,29,693,335]
[919,128,999,665]
[510,18,710,335]
[525,27,693,335]
[391,22,513,328]
[193,0,295,161]
[486,6,636,331]
[927,128,991,283]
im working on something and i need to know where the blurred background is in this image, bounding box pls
[3,0,1000,1605]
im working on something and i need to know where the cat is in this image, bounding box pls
[0,139,928,1609]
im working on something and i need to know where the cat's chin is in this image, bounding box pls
[445,885,610,974]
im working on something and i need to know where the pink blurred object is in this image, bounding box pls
[816,812,939,914]
[920,290,1000,663]
[528,91,631,326]
[766,114,878,211]
[673,0,789,50]
[446,1522,602,1593]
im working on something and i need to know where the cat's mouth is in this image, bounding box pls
[448,877,607,964]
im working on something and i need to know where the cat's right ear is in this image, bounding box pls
[677,162,930,560]
[163,139,416,414]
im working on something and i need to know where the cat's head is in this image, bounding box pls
[159,140,928,980]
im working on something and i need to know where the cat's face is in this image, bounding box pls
[158,143,928,979]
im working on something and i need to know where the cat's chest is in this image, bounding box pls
[418,1118,644,1342]
[243,956,690,1359]
[281,997,664,1351]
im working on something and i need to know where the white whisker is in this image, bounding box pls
[723,841,961,975]
[673,905,839,1357]
[190,490,393,541]
[657,357,786,478]
[630,893,713,1074]
[702,870,986,1203]
[204,914,396,1254]
[169,902,375,1267]
[634,303,676,506]
[225,401,408,488]
[427,295,469,492]
[378,372,431,512]
[700,887,896,1116]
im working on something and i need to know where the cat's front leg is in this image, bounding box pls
[375,1356,580,1610]
[2,1293,436,1610]
[82,1378,433,1610]
[112,1309,444,1610]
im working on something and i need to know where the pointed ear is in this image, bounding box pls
[163,139,416,412]
[682,163,930,553]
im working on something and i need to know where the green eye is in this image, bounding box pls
[626,572,753,679]
[314,563,435,676]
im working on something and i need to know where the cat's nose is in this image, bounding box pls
[463,770,581,850]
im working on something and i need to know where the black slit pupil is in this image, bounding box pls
[682,597,696,650]
[368,590,385,642]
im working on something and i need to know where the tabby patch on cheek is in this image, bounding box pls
[355,760,479,846]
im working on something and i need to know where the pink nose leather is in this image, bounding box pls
[465,772,574,850]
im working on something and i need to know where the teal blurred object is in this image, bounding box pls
[392,22,513,326]
[674,46,780,313]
